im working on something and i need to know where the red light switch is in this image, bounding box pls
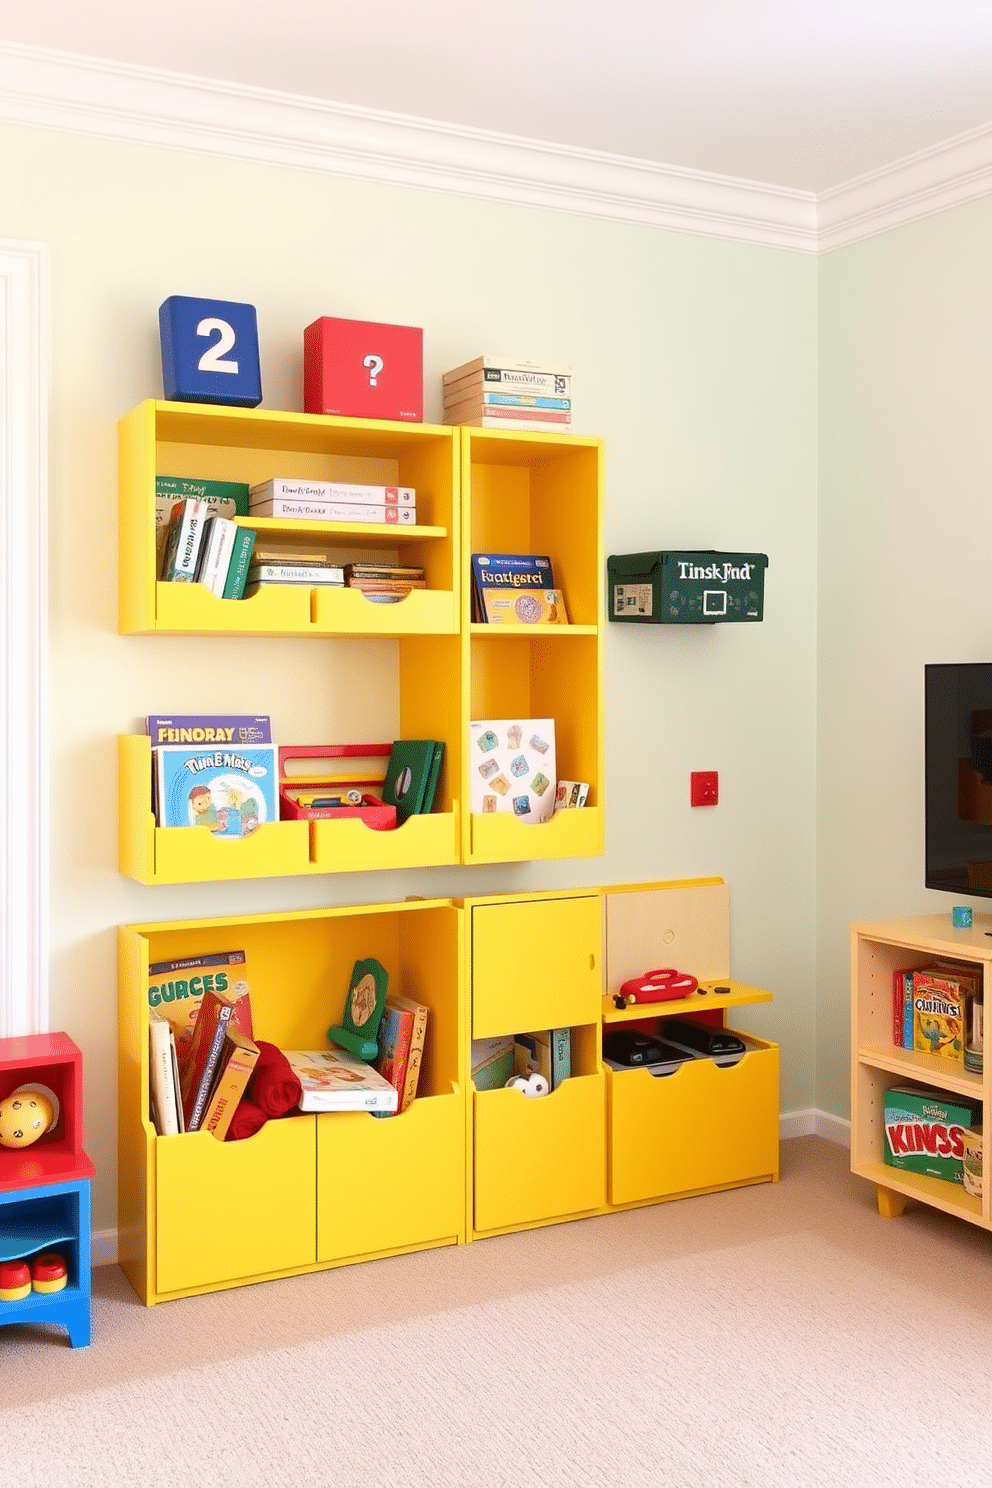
[691,771,719,807]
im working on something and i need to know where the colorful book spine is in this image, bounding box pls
[247,499,417,524]
[148,1014,180,1136]
[182,997,235,1131]
[248,480,416,507]
[197,515,239,595]
[247,563,345,584]
[460,391,572,410]
[387,995,429,1110]
[202,1028,260,1142]
[222,527,257,600]
[445,404,571,425]
[443,357,572,386]
[147,716,271,746]
[160,498,210,582]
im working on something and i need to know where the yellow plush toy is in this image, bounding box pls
[0,1083,59,1149]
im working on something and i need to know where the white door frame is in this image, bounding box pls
[0,239,49,1037]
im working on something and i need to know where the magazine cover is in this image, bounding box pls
[155,744,278,834]
[468,718,556,822]
[471,552,555,622]
[282,1048,399,1112]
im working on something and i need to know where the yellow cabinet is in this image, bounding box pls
[470,892,601,1037]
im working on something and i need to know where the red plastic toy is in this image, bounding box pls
[618,968,699,1006]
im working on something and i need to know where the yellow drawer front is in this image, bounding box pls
[156,1116,317,1295]
[317,1088,465,1262]
[473,1073,605,1234]
[472,895,601,1037]
[309,810,459,872]
[607,1038,779,1206]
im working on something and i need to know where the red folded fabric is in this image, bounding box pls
[248,1040,303,1118]
[224,1098,267,1142]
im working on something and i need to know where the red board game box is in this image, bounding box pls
[303,316,423,422]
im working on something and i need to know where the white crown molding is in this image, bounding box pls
[816,122,992,252]
[0,41,818,252]
[0,239,50,1038]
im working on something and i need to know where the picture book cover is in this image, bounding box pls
[282,1048,399,1112]
[381,740,444,823]
[147,950,252,1050]
[468,719,556,822]
[471,552,555,622]
[155,743,278,835]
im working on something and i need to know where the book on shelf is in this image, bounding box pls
[147,715,272,747]
[444,389,571,412]
[482,588,567,625]
[147,950,253,1052]
[222,526,257,600]
[149,1011,182,1136]
[444,402,572,426]
[282,1047,399,1112]
[247,562,346,585]
[469,718,556,822]
[154,742,279,834]
[156,476,249,517]
[247,497,417,524]
[248,479,416,508]
[514,1027,571,1091]
[160,498,211,582]
[443,356,572,387]
[373,994,429,1115]
[911,966,979,1064]
[381,739,444,822]
[199,1023,261,1141]
[471,552,558,623]
[445,371,572,403]
[195,514,239,596]
[471,1035,515,1091]
[554,779,589,810]
[179,991,237,1131]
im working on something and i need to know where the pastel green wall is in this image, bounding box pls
[1,123,818,1233]
[817,196,992,1120]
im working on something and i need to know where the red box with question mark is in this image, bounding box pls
[303,316,423,422]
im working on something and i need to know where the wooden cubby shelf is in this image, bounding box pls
[851,913,992,1230]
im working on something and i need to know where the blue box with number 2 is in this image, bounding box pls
[159,295,263,407]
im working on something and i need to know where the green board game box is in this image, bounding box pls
[607,550,768,624]
[883,1084,982,1184]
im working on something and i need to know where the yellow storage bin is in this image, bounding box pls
[606,1035,779,1206]
[468,805,604,865]
[310,582,456,635]
[471,893,601,1037]
[473,1072,605,1234]
[309,807,459,873]
[155,1115,317,1296]
[316,1085,465,1262]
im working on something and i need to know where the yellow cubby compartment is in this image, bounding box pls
[119,400,459,637]
[605,1032,780,1207]
[461,428,604,865]
[472,1026,606,1236]
[118,897,464,1305]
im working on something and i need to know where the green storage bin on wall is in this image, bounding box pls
[607,550,768,624]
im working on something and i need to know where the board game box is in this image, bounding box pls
[883,1084,982,1183]
[155,743,278,834]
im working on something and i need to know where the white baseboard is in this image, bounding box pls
[781,1108,851,1145]
[92,1111,851,1270]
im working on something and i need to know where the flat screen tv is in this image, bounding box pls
[925,662,992,896]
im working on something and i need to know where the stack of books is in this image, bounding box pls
[245,551,345,598]
[159,498,257,598]
[344,562,426,603]
[442,356,572,431]
[247,479,418,526]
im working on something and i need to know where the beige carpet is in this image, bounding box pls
[3,1137,992,1487]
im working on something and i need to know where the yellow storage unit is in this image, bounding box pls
[461,429,605,865]
[119,897,464,1304]
[470,891,601,1038]
[473,1071,606,1233]
[606,1035,780,1206]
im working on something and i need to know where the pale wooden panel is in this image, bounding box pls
[604,882,730,993]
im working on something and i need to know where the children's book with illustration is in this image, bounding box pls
[155,743,278,834]
[471,553,558,623]
[468,718,556,822]
[282,1048,399,1112]
[147,950,252,1051]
